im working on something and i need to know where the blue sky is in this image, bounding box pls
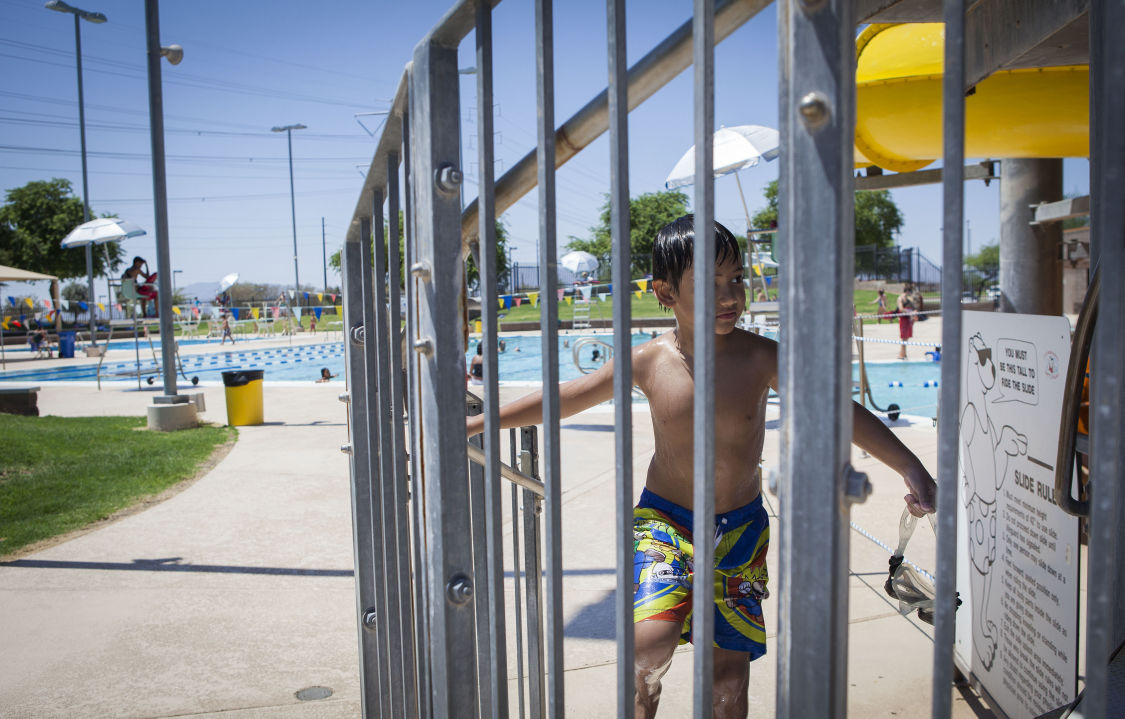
[1,0,1089,300]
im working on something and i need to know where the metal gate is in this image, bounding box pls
[340,0,1124,716]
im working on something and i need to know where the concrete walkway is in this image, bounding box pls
[0,319,992,718]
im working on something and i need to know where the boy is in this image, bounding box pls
[467,216,936,718]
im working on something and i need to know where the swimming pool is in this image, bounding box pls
[0,333,941,416]
[0,342,345,383]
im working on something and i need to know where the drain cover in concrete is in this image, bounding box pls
[295,686,333,701]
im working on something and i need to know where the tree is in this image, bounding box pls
[328,211,510,292]
[61,281,88,302]
[964,242,999,295]
[750,180,904,249]
[566,189,690,277]
[0,179,124,278]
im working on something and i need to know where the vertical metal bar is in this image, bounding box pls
[403,103,434,719]
[605,1,635,715]
[410,38,477,716]
[532,1,564,715]
[521,426,546,719]
[343,226,382,719]
[777,0,855,716]
[387,152,418,719]
[468,398,492,719]
[373,188,407,717]
[510,439,528,719]
[933,1,965,717]
[360,199,394,719]
[477,4,509,716]
[691,2,716,716]
[1086,0,1125,715]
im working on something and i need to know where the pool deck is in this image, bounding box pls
[0,316,993,718]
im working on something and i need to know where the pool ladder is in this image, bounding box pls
[571,337,645,398]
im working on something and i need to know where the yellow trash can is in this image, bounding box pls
[221,369,264,426]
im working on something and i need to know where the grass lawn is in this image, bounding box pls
[495,291,667,324]
[0,415,235,558]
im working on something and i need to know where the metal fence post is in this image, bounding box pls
[342,223,384,718]
[777,0,856,716]
[410,35,477,716]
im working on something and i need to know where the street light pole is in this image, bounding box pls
[45,0,105,345]
[143,0,182,396]
[321,216,327,293]
[272,123,306,306]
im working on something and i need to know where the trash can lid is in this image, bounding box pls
[221,369,265,387]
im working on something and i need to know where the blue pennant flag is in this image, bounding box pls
[78,301,88,311]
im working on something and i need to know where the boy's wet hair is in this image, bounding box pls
[652,214,742,295]
[132,256,145,265]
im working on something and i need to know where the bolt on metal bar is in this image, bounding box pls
[605,0,635,714]
[933,1,966,717]
[521,426,546,719]
[402,101,434,719]
[410,37,477,715]
[691,1,717,716]
[372,189,408,717]
[342,230,382,718]
[359,201,394,718]
[1085,0,1125,714]
[386,152,418,719]
[475,3,509,715]
[777,0,856,716]
[533,0,564,715]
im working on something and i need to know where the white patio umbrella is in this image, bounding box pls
[60,217,147,344]
[559,250,599,277]
[219,273,239,292]
[665,125,779,298]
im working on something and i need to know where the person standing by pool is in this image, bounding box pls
[896,284,915,359]
[468,215,936,718]
[220,313,235,345]
[871,288,891,323]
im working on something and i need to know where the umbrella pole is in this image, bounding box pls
[102,245,114,323]
[734,171,771,301]
[1,324,6,371]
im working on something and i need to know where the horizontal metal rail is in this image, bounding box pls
[465,442,545,498]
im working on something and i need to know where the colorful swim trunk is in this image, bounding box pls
[633,487,770,658]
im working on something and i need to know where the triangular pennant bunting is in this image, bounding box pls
[314,307,323,319]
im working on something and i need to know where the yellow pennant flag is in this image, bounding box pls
[753,264,762,277]
[638,279,649,292]
[498,298,505,309]
[24,297,34,308]
[1,317,8,330]
[636,290,643,299]
[528,292,539,307]
[336,305,342,315]
[97,302,105,312]
[317,293,324,303]
[251,307,260,319]
[172,306,182,316]
[565,296,573,306]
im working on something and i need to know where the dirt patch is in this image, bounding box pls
[0,430,238,562]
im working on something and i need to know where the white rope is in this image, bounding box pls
[853,335,941,349]
[854,308,944,320]
[849,521,936,583]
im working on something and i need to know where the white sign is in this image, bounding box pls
[954,312,1078,719]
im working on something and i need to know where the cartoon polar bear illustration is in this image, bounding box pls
[960,333,1028,671]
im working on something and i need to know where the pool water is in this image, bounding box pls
[0,332,942,417]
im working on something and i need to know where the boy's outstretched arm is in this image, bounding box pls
[852,403,936,517]
[466,356,618,437]
[761,337,935,517]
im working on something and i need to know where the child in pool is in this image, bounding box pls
[467,216,935,719]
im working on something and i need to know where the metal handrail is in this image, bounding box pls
[1054,264,1099,517]
[466,441,544,497]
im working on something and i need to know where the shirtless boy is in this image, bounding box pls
[467,216,936,718]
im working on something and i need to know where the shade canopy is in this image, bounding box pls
[0,264,58,282]
[559,250,599,275]
[664,124,780,188]
[59,217,147,249]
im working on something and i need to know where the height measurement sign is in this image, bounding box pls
[954,312,1078,719]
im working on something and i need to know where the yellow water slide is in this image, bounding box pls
[854,23,1089,173]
